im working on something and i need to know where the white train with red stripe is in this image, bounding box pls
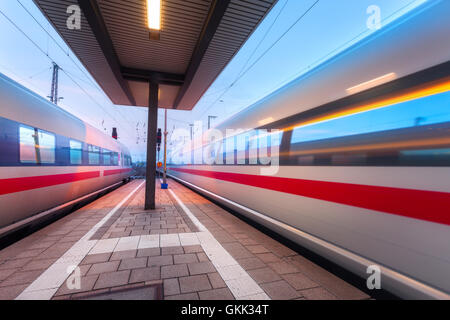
[0,72,133,238]
[168,2,450,299]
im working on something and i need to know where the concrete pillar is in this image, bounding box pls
[145,82,158,210]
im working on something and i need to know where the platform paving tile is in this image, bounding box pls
[199,288,235,300]
[161,246,184,255]
[110,250,137,261]
[94,270,130,290]
[179,274,212,293]
[0,258,32,270]
[281,273,319,290]
[197,252,209,262]
[220,242,254,260]
[246,245,270,254]
[161,264,189,279]
[207,272,227,289]
[54,274,99,296]
[255,253,282,264]
[148,255,173,267]
[80,253,111,265]
[174,254,198,265]
[21,258,58,272]
[137,247,161,257]
[260,280,301,300]
[165,292,199,300]
[0,284,29,300]
[88,261,120,275]
[285,255,370,300]
[236,257,267,271]
[77,264,92,277]
[267,261,300,275]
[0,269,43,287]
[299,287,339,300]
[183,245,203,254]
[13,248,48,259]
[119,257,148,270]
[129,267,160,283]
[247,267,282,284]
[163,278,180,296]
[187,261,216,275]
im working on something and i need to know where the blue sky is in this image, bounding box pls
[0,0,428,161]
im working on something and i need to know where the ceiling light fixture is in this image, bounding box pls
[147,0,161,40]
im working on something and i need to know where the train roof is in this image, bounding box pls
[0,72,130,155]
[212,1,450,132]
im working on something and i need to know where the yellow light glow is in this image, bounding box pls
[147,0,161,30]
[346,73,397,95]
[287,79,450,132]
[258,117,274,126]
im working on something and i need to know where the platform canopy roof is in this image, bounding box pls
[33,0,277,110]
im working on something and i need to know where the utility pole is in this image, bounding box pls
[189,124,194,140]
[208,116,217,129]
[49,62,60,104]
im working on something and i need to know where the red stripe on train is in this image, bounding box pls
[104,168,132,176]
[169,167,450,226]
[0,171,100,196]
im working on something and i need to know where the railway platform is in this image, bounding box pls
[0,179,370,300]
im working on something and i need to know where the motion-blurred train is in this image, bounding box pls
[167,1,450,299]
[0,72,133,239]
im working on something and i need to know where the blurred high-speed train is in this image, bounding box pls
[0,72,133,238]
[168,2,450,299]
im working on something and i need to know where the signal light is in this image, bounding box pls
[157,128,162,145]
[112,127,118,140]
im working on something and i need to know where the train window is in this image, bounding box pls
[112,152,118,165]
[267,130,282,147]
[88,145,100,165]
[235,131,251,164]
[37,130,55,164]
[291,90,450,145]
[247,130,258,164]
[19,126,38,163]
[69,140,82,165]
[103,149,111,165]
[193,146,202,164]
[224,136,235,164]
[19,126,55,164]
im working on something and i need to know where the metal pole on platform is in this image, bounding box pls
[145,82,158,210]
[163,108,168,187]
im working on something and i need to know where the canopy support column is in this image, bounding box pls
[145,82,159,210]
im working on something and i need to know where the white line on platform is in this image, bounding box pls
[168,187,270,300]
[168,188,206,232]
[15,181,145,300]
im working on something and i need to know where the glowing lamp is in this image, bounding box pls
[147,0,161,40]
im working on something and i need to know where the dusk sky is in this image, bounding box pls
[0,0,428,161]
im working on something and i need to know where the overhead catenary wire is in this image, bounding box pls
[198,0,422,126]
[16,0,103,92]
[14,0,166,142]
[198,0,320,121]
[0,5,137,142]
[60,68,135,141]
